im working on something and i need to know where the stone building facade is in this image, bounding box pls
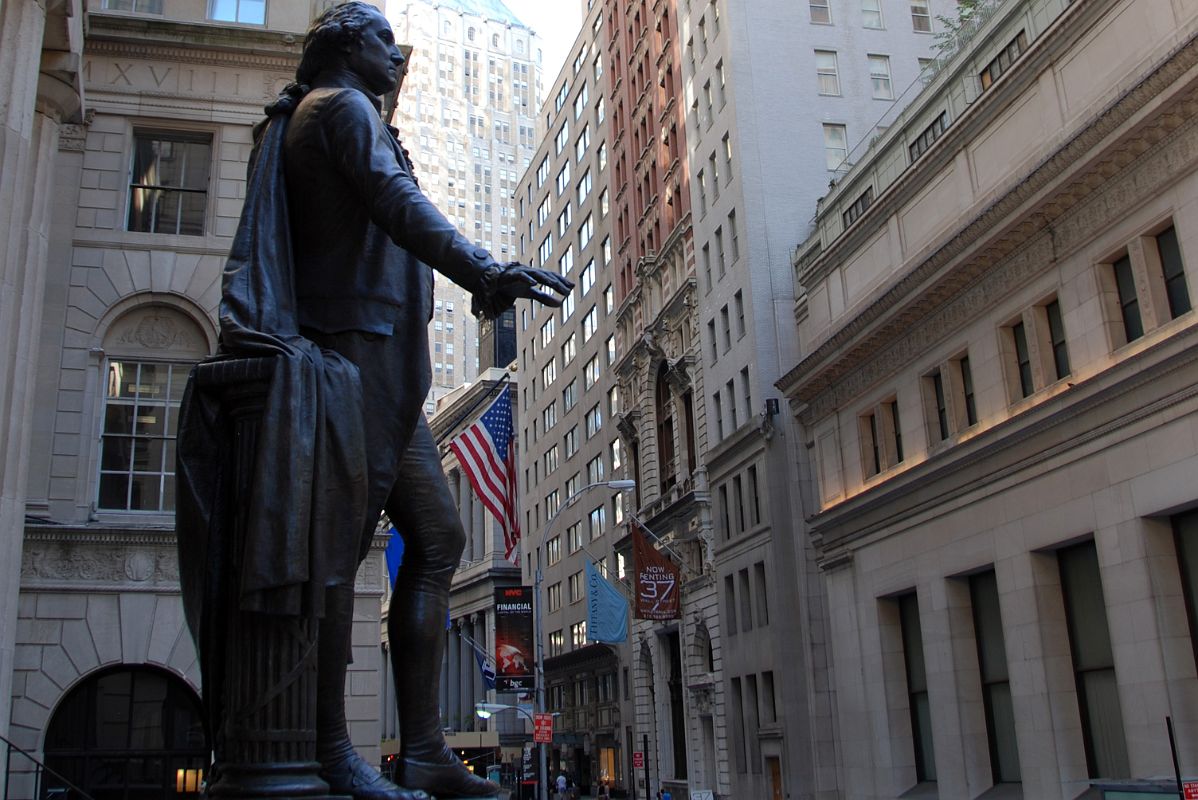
[602,0,728,796]
[672,0,952,796]
[513,2,634,793]
[780,0,1198,797]
[0,0,87,757]
[5,2,391,796]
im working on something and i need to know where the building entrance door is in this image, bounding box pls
[766,756,784,800]
[42,665,208,800]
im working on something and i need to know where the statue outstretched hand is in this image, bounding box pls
[495,263,574,307]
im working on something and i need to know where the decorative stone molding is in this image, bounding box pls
[797,90,1198,421]
[662,354,693,395]
[782,34,1198,406]
[615,409,642,442]
[22,528,181,592]
[58,109,94,151]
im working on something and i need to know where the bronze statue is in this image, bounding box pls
[177,3,570,799]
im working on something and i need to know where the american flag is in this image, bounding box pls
[449,384,522,563]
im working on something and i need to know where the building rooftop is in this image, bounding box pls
[432,0,527,28]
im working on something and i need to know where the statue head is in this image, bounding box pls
[297,1,403,93]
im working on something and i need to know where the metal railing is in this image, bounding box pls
[1,734,94,800]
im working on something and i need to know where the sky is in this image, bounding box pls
[502,0,583,85]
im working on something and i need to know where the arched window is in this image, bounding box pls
[43,666,207,800]
[97,305,209,513]
[655,363,676,493]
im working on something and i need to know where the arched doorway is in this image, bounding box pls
[42,666,208,800]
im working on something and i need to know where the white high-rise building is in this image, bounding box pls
[386,0,544,412]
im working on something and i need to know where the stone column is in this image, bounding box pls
[472,490,486,558]
[1098,517,1198,778]
[996,549,1085,799]
[440,628,451,731]
[471,615,486,716]
[459,471,474,562]
[448,623,462,730]
[0,0,81,749]
[458,621,472,730]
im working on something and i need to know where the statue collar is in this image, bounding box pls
[310,69,384,114]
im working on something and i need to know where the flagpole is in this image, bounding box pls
[530,479,636,800]
[626,513,701,579]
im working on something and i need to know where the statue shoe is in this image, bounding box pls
[321,749,431,800]
[397,750,500,798]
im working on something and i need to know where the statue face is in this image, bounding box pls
[344,8,404,95]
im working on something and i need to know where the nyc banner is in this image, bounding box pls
[631,522,681,620]
[494,586,535,692]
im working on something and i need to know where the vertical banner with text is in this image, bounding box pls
[494,586,535,692]
[632,522,681,620]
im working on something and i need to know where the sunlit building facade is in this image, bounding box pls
[780,0,1198,796]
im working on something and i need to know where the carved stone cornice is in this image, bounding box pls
[22,526,182,592]
[662,354,693,395]
[85,15,303,70]
[615,409,641,442]
[21,525,387,594]
[782,37,1198,417]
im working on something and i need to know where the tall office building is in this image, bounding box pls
[386,0,543,413]
[672,0,952,797]
[519,0,952,796]
[600,0,725,797]
[514,1,631,792]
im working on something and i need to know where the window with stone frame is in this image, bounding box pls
[570,620,587,649]
[127,131,212,236]
[97,306,210,513]
[858,395,903,479]
[1100,222,1192,348]
[1000,294,1072,404]
[921,352,978,445]
[910,0,931,32]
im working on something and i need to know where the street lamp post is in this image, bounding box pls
[532,480,635,800]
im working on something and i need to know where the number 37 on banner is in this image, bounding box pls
[632,522,681,620]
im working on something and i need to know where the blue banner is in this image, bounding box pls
[585,560,629,643]
[385,527,404,588]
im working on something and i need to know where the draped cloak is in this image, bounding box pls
[174,108,369,743]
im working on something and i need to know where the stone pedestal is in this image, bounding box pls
[197,359,337,800]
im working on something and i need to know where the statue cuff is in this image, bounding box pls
[471,263,514,319]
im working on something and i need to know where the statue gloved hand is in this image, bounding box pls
[494,263,574,307]
[472,262,574,318]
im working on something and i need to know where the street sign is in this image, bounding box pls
[1183,781,1198,800]
[632,751,645,769]
[533,712,554,744]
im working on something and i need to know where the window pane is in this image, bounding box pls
[238,0,265,24]
[1113,255,1143,341]
[1157,225,1191,318]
